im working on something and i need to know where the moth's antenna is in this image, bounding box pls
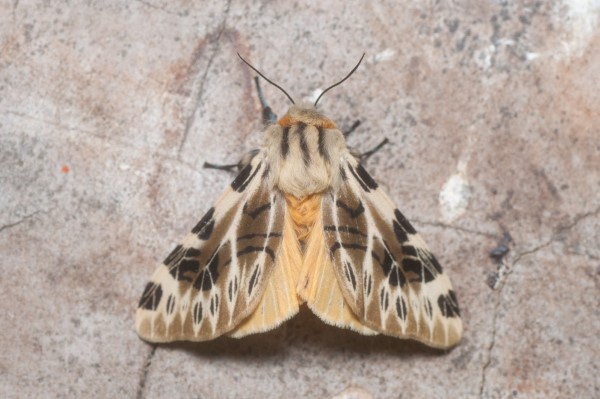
[237,53,295,104]
[314,53,365,107]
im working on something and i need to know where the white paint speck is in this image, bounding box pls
[303,88,323,104]
[439,134,477,223]
[552,0,600,58]
[330,386,374,399]
[368,48,396,63]
[439,169,472,223]
[496,38,515,46]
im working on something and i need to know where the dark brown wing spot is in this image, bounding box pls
[438,291,461,318]
[364,272,372,296]
[347,163,378,192]
[355,164,378,190]
[394,209,417,234]
[237,232,282,241]
[449,290,461,316]
[396,297,408,321]
[192,207,215,239]
[401,245,417,257]
[426,252,444,274]
[164,245,183,265]
[192,302,203,324]
[237,245,276,262]
[372,243,406,287]
[324,225,368,237]
[170,258,199,282]
[231,162,262,193]
[393,220,409,243]
[166,294,176,315]
[243,201,271,219]
[402,257,435,283]
[139,282,162,310]
[248,264,261,295]
[193,251,220,291]
[330,242,368,255]
[210,294,219,316]
[407,248,444,282]
[336,199,365,218]
[343,261,357,291]
[379,287,389,311]
[167,246,203,282]
[228,277,240,302]
[185,247,201,257]
[388,265,405,287]
[424,298,433,319]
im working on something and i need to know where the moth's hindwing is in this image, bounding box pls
[136,153,297,342]
[321,155,462,348]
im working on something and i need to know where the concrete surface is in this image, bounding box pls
[1,1,599,398]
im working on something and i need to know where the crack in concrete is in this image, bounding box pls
[2,108,148,154]
[413,219,497,238]
[513,206,600,264]
[2,109,96,135]
[0,211,41,233]
[176,0,233,158]
[478,283,501,399]
[136,345,157,399]
[478,205,600,398]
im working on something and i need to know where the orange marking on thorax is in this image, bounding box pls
[285,193,322,242]
[276,114,294,127]
[277,115,337,129]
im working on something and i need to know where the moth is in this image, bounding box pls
[136,54,462,349]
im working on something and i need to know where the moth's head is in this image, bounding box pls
[277,103,337,129]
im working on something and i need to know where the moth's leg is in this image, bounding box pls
[360,138,390,162]
[343,120,361,138]
[348,138,390,163]
[255,77,277,126]
[202,161,238,172]
[203,149,260,172]
[345,120,390,163]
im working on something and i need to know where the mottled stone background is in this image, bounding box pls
[1,1,599,398]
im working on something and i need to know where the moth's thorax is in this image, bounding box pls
[265,104,347,198]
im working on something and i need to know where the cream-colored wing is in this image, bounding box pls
[320,155,462,349]
[136,153,292,342]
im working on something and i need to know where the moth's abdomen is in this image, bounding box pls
[265,121,346,198]
[285,192,321,242]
